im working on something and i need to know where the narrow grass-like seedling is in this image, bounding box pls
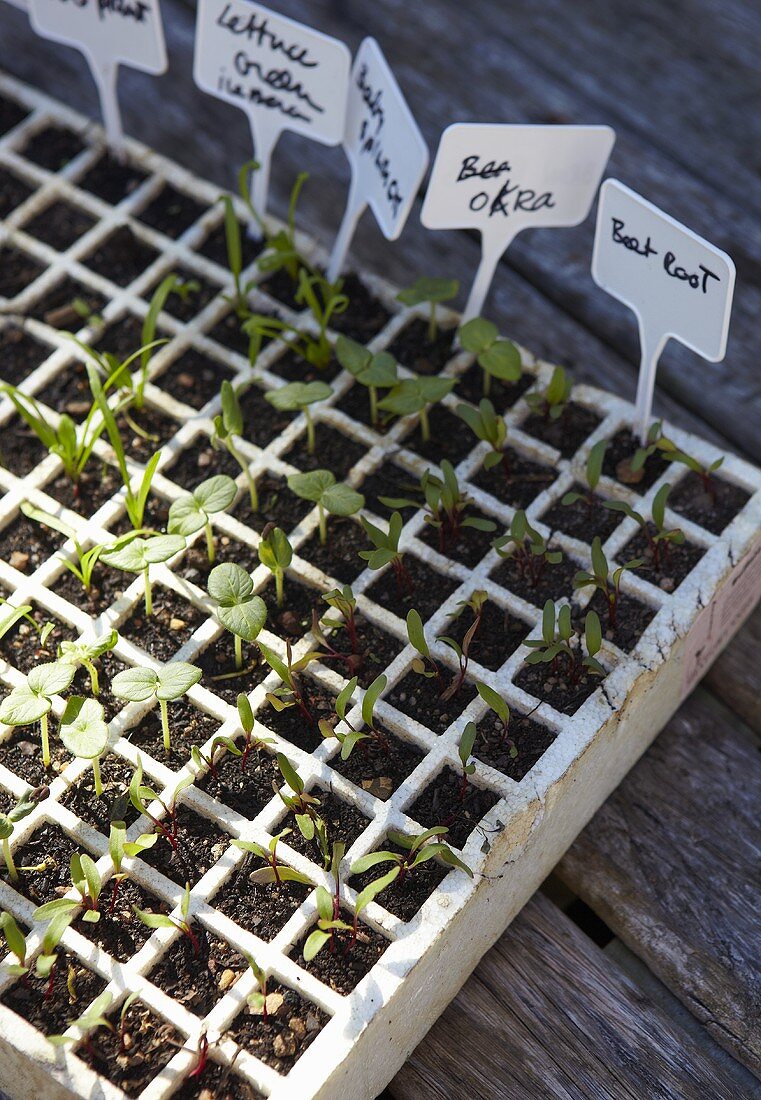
[0,786,47,882]
[457,398,508,472]
[129,758,195,855]
[0,661,76,768]
[57,630,118,696]
[458,317,521,397]
[319,674,388,759]
[287,470,364,544]
[34,851,104,925]
[573,537,642,630]
[256,168,310,285]
[59,697,109,796]
[245,270,348,370]
[233,829,312,887]
[19,503,114,594]
[266,380,332,454]
[350,827,472,893]
[335,335,398,427]
[111,661,202,753]
[493,510,563,588]
[605,483,684,571]
[212,380,259,513]
[102,533,185,617]
[525,600,604,686]
[378,374,455,443]
[476,681,515,758]
[168,474,237,564]
[137,274,193,413]
[360,512,414,598]
[274,753,329,865]
[0,599,53,648]
[561,440,609,517]
[525,365,572,421]
[1,383,106,488]
[382,461,495,555]
[133,882,200,955]
[396,277,458,343]
[207,562,267,671]
[258,523,292,608]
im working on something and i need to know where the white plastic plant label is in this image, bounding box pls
[592,179,736,442]
[326,36,428,282]
[421,123,615,323]
[27,0,167,153]
[193,0,350,223]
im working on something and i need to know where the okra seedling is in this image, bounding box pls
[457,399,508,472]
[287,469,364,544]
[457,317,521,397]
[57,630,118,695]
[382,461,495,554]
[258,523,292,608]
[525,600,604,686]
[360,512,414,598]
[319,674,388,759]
[605,483,684,571]
[493,510,563,588]
[266,380,333,454]
[573,537,642,630]
[0,661,76,769]
[48,991,140,1052]
[525,365,572,421]
[561,440,609,517]
[134,882,200,955]
[20,502,111,594]
[129,758,195,855]
[59,697,109,797]
[102,533,185,617]
[0,786,47,882]
[1,383,106,488]
[168,474,237,564]
[350,827,472,889]
[111,661,202,753]
[335,335,398,426]
[207,563,267,671]
[396,277,459,343]
[476,681,515,757]
[275,754,329,865]
[378,374,455,443]
[212,380,260,513]
[1,908,68,980]
[34,851,104,925]
[232,829,312,887]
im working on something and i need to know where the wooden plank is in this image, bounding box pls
[704,605,761,741]
[389,892,750,1100]
[557,688,761,1077]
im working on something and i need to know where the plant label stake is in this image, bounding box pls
[421,123,615,324]
[27,0,167,155]
[592,179,736,442]
[327,37,429,283]
[193,0,350,229]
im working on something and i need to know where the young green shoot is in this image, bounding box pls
[493,510,563,588]
[396,277,459,343]
[359,512,413,599]
[382,461,495,555]
[59,697,109,797]
[561,439,610,518]
[266,380,333,454]
[245,955,282,1021]
[256,168,311,284]
[525,600,604,686]
[258,523,293,608]
[0,661,76,768]
[287,470,364,544]
[111,661,202,754]
[34,851,104,925]
[335,335,398,426]
[633,424,724,501]
[1,383,106,488]
[137,274,193,412]
[319,674,389,759]
[378,374,455,443]
[573,537,642,630]
[236,690,275,771]
[457,317,521,397]
[129,758,195,855]
[259,640,321,728]
[0,786,47,882]
[107,820,157,915]
[168,474,237,563]
[57,630,118,696]
[274,753,329,865]
[605,483,685,571]
[457,722,478,799]
[311,586,364,672]
[476,681,515,757]
[406,608,470,703]
[101,533,185,617]
[457,398,509,473]
[48,991,140,1052]
[350,827,472,895]
[0,600,53,648]
[133,882,200,955]
[207,563,267,671]
[19,502,113,594]
[525,365,572,422]
[1,908,69,981]
[232,829,312,888]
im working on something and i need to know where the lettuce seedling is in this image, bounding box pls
[573,537,642,630]
[458,318,521,397]
[605,483,684,571]
[233,829,312,887]
[274,754,329,865]
[493,510,563,588]
[525,365,572,421]
[335,335,398,427]
[382,461,495,554]
[359,511,414,598]
[266,381,333,454]
[212,380,260,512]
[259,640,320,727]
[168,474,237,564]
[112,661,202,754]
[476,681,515,757]
[57,630,118,696]
[258,523,292,608]
[525,600,604,686]
[1,383,106,488]
[59,697,109,796]
[287,470,364,544]
[35,851,104,925]
[396,277,459,343]
[457,398,508,472]
[561,439,609,517]
[0,786,47,881]
[207,563,267,671]
[101,533,185,617]
[350,827,472,892]
[0,661,76,768]
[1,909,68,980]
[378,374,455,443]
[134,882,200,955]
[129,758,195,855]
[319,674,388,759]
[20,502,113,594]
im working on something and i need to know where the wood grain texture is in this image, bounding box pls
[557,688,761,1077]
[705,605,761,741]
[389,891,753,1100]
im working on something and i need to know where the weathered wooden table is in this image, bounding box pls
[0,0,759,1096]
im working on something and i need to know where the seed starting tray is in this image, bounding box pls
[0,74,759,1100]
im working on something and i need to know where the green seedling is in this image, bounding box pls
[0,661,76,768]
[525,365,572,421]
[573,537,642,630]
[129,758,195,855]
[259,640,321,727]
[457,398,509,472]
[287,469,364,544]
[266,381,333,454]
[458,317,521,397]
[350,827,472,898]
[378,374,455,443]
[318,674,388,760]
[71,297,104,328]
[335,335,398,426]
[274,753,329,866]
[233,829,312,888]
[319,585,361,657]
[633,424,724,501]
[258,523,293,608]
[396,277,458,343]
[256,168,311,284]
[604,483,684,572]
[359,512,413,599]
[382,461,495,555]
[111,661,202,754]
[0,600,53,648]
[220,192,259,319]
[134,882,200,955]
[476,681,516,758]
[48,991,140,1052]
[406,609,470,703]
[107,820,156,915]
[525,600,604,686]
[101,533,185,617]
[1,383,106,487]
[457,722,478,799]
[59,697,109,797]
[561,440,610,517]
[236,690,275,771]
[493,510,563,588]
[34,851,104,925]
[207,563,267,671]
[19,502,115,594]
[57,630,118,696]
[245,269,348,370]
[168,474,237,563]
[212,380,260,513]
[1,908,68,980]
[137,275,195,412]
[245,955,283,1021]
[0,786,47,882]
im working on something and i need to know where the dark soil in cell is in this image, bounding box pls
[620,525,704,592]
[149,928,246,1016]
[298,518,367,585]
[294,921,389,995]
[36,360,98,422]
[0,415,47,476]
[358,462,419,518]
[387,671,477,736]
[196,631,269,705]
[412,405,477,466]
[473,447,558,509]
[78,151,148,204]
[125,699,220,770]
[408,768,500,849]
[257,676,337,754]
[474,710,556,781]
[269,348,342,384]
[69,651,130,721]
[336,381,394,434]
[0,245,45,298]
[59,754,140,833]
[119,404,181,463]
[174,1059,264,1100]
[145,264,221,323]
[540,486,622,544]
[92,310,154,360]
[669,471,750,534]
[22,126,85,171]
[260,575,318,641]
[328,272,391,342]
[602,427,671,490]
[205,307,254,357]
[491,551,577,608]
[225,981,327,1072]
[443,598,529,671]
[44,463,123,520]
[77,1000,182,1098]
[155,349,233,410]
[213,857,310,940]
[258,268,302,311]
[0,603,75,674]
[141,805,230,887]
[138,184,208,239]
[583,588,656,653]
[317,612,402,688]
[280,790,370,860]
[513,659,602,716]
[417,507,497,568]
[29,275,108,327]
[366,554,459,623]
[331,730,424,802]
[1,952,106,1036]
[284,422,366,479]
[50,559,127,617]
[0,167,33,217]
[78,877,165,962]
[0,727,70,787]
[0,324,51,385]
[22,200,95,251]
[83,226,159,287]
[233,472,313,534]
[165,434,242,489]
[349,839,449,923]
[237,380,296,445]
[175,534,259,588]
[0,512,65,571]
[520,403,601,459]
[0,95,28,136]
[11,822,84,905]
[457,364,534,411]
[109,492,169,536]
[197,219,263,269]
[118,585,204,660]
[198,748,280,820]
[387,318,456,375]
